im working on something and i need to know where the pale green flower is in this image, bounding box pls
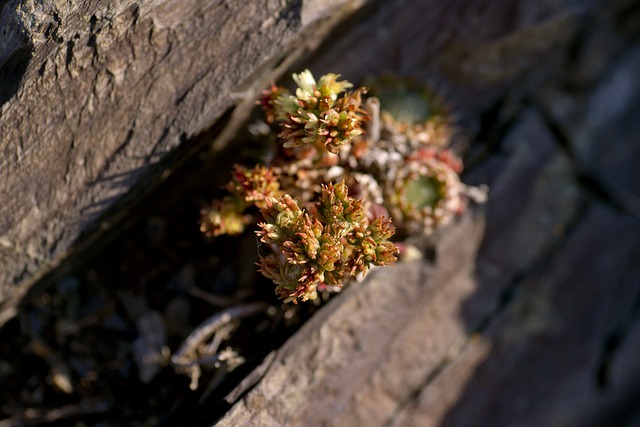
[318,73,353,100]
[293,69,317,101]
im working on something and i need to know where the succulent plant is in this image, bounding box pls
[385,153,465,235]
[256,181,397,303]
[200,165,282,237]
[202,70,486,302]
[262,70,368,162]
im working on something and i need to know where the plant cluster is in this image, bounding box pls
[201,70,485,302]
[256,181,396,302]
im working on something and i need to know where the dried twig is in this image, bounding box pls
[171,302,268,390]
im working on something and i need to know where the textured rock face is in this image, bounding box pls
[0,0,365,325]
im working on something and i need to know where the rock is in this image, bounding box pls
[540,43,640,210]
[463,108,583,326]
[533,0,640,215]
[133,310,168,383]
[393,202,640,427]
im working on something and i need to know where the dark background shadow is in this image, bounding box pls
[439,2,640,425]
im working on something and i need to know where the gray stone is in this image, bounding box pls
[391,202,640,427]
